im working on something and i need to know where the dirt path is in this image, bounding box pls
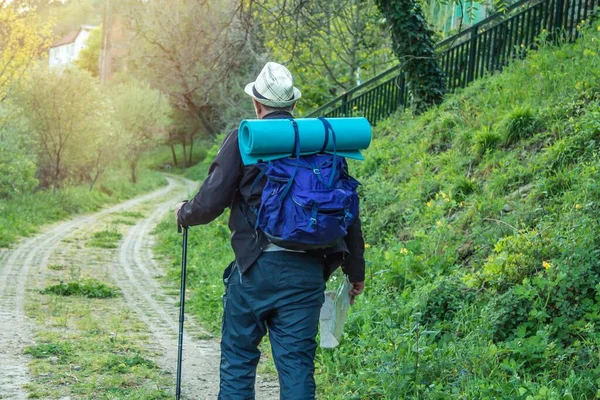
[0,176,279,399]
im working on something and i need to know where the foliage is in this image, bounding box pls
[375,0,446,114]
[41,280,120,298]
[250,0,395,113]
[13,66,116,189]
[32,0,104,38]
[109,78,171,183]
[75,25,102,77]
[0,3,52,103]
[0,103,38,198]
[155,26,600,398]
[119,0,256,135]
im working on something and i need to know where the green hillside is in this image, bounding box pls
[155,26,600,399]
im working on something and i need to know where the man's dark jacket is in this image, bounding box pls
[177,111,365,282]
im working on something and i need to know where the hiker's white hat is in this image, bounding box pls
[244,62,301,108]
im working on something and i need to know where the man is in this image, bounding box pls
[176,62,365,400]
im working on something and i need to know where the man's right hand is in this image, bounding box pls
[349,281,365,305]
[174,201,186,226]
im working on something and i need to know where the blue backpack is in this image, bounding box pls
[251,117,360,250]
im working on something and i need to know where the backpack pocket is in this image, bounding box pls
[284,188,355,248]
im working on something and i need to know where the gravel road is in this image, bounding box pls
[0,176,279,399]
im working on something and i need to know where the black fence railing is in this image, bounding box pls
[306,0,599,124]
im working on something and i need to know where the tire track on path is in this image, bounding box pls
[113,177,279,399]
[0,178,179,399]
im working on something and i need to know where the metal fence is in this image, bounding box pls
[306,0,599,124]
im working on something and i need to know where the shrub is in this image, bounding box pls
[452,177,476,201]
[501,106,541,146]
[472,127,501,157]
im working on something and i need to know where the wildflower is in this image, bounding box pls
[426,200,432,207]
[441,192,447,199]
[400,248,409,255]
[436,220,444,228]
[575,203,582,210]
[543,261,551,270]
[365,243,371,249]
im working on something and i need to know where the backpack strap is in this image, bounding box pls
[277,119,301,201]
[249,164,267,198]
[318,117,338,187]
[253,119,301,230]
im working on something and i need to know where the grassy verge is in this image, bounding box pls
[154,27,600,399]
[0,167,165,248]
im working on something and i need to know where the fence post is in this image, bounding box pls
[341,92,349,116]
[467,26,479,83]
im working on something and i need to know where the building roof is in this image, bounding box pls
[50,25,98,48]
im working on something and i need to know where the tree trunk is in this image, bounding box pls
[375,0,445,114]
[170,143,178,167]
[130,161,137,184]
[181,136,187,168]
[54,151,62,190]
[188,134,194,165]
[89,171,102,192]
[350,0,360,86]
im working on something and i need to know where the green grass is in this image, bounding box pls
[154,26,600,399]
[116,211,146,219]
[0,167,165,248]
[87,229,123,249]
[41,280,120,298]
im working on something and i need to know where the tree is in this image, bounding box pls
[374,0,446,113]
[0,2,52,103]
[246,0,446,114]
[0,102,38,198]
[119,0,258,137]
[14,66,114,189]
[31,0,104,38]
[75,25,102,77]
[247,0,395,112]
[109,79,171,183]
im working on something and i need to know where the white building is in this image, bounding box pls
[49,25,97,68]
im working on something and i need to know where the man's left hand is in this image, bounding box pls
[349,281,365,305]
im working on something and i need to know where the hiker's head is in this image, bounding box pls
[244,62,301,119]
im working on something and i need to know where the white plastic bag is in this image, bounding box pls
[319,275,352,348]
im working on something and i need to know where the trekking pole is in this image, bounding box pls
[176,224,188,400]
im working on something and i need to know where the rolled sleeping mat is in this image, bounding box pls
[238,117,372,166]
